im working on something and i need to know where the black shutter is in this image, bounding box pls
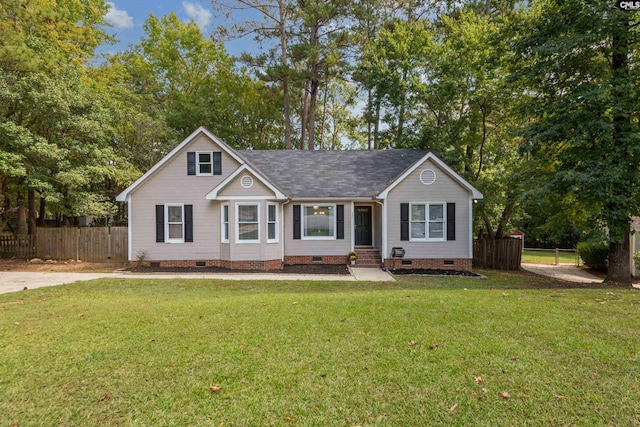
[184,205,193,242]
[156,205,165,242]
[293,205,301,240]
[336,205,344,239]
[447,203,456,241]
[212,152,222,175]
[187,152,196,175]
[400,203,409,241]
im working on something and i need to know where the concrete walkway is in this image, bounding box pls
[0,267,395,295]
[521,263,604,284]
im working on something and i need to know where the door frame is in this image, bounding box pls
[354,204,374,247]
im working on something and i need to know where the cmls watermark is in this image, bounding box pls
[618,0,640,10]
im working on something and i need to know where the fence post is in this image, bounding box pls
[555,248,559,265]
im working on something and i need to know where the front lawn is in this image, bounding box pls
[1,272,638,426]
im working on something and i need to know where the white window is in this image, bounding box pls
[236,203,259,243]
[410,203,445,242]
[267,203,278,243]
[165,204,184,243]
[221,204,229,243]
[196,151,213,176]
[302,204,335,240]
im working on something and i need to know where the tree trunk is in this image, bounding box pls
[373,95,381,149]
[300,80,310,149]
[606,17,632,285]
[606,227,631,285]
[27,188,36,235]
[278,0,292,150]
[37,195,46,226]
[17,190,27,235]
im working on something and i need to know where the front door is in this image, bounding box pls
[355,206,372,246]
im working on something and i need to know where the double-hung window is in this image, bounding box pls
[165,204,184,243]
[236,203,259,243]
[410,202,445,241]
[302,205,335,239]
[267,203,278,243]
[196,152,213,176]
[221,204,229,243]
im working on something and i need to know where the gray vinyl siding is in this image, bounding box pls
[386,159,471,259]
[129,134,240,261]
[218,171,275,197]
[284,202,352,256]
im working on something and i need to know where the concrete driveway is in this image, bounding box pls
[521,263,603,284]
[0,267,394,295]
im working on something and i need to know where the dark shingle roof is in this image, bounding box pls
[239,149,430,198]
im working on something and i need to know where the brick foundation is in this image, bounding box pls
[133,259,282,271]
[284,255,349,265]
[384,258,472,272]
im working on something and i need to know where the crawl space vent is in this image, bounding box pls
[419,169,436,185]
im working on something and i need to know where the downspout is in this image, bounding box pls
[350,200,355,253]
[281,198,291,269]
[375,198,386,269]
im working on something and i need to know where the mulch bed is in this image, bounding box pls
[390,268,482,277]
[128,263,351,275]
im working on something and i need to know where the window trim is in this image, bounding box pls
[235,203,260,244]
[302,204,337,241]
[267,202,278,243]
[221,203,229,243]
[409,202,446,242]
[165,204,185,243]
[196,151,213,176]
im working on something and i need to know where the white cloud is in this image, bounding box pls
[182,1,212,30]
[104,2,134,29]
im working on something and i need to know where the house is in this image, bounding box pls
[116,127,483,271]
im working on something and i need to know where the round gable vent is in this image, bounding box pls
[420,169,436,185]
[241,175,254,189]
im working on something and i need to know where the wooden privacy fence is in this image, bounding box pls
[473,238,523,270]
[0,227,128,262]
[0,234,36,259]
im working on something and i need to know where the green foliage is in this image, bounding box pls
[577,242,609,271]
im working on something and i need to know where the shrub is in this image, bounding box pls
[577,242,608,271]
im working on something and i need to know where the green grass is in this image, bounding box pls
[522,249,580,265]
[1,272,639,426]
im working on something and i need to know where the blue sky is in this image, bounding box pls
[100,0,255,57]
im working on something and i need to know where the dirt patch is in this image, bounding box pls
[0,259,127,273]
[129,263,351,275]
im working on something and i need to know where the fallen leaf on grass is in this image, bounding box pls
[286,416,295,421]
[25,330,33,335]
[14,322,20,325]
[210,385,222,393]
[482,388,488,393]
[149,339,156,343]
[99,394,109,401]
[429,343,439,350]
[499,391,510,399]
[449,403,458,412]
[285,385,293,389]
[554,394,566,399]
[408,340,417,347]
[474,376,483,384]
[599,301,607,305]
[78,313,84,317]
[292,302,298,305]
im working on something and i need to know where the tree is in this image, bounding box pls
[515,0,640,284]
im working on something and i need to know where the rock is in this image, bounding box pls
[28,258,43,264]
